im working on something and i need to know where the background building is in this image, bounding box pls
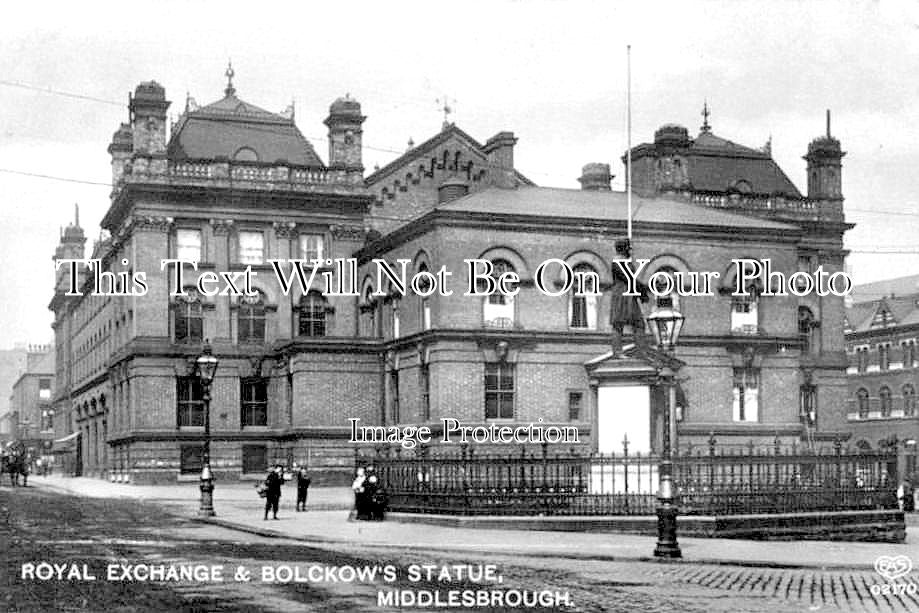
[50,72,852,483]
[6,345,55,465]
[844,274,919,481]
[0,344,29,439]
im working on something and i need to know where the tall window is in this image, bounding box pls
[238,231,264,264]
[38,378,51,400]
[879,386,893,417]
[174,289,203,344]
[903,384,916,417]
[799,384,817,426]
[389,369,400,423]
[300,234,324,262]
[798,307,816,354]
[568,391,583,421]
[731,294,758,335]
[856,347,869,373]
[419,361,430,420]
[483,260,515,328]
[41,408,54,431]
[857,388,870,418]
[732,368,759,422]
[238,292,266,343]
[361,286,379,337]
[176,229,202,261]
[241,379,268,427]
[418,263,432,331]
[485,362,515,419]
[569,263,598,329]
[878,344,890,371]
[391,300,401,339]
[177,377,204,427]
[902,340,916,368]
[299,292,327,337]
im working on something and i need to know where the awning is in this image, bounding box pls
[52,431,79,451]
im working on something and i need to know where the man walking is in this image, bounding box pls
[295,465,311,512]
[264,464,285,520]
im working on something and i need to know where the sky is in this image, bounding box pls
[1,0,918,347]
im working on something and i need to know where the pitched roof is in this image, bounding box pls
[437,186,798,231]
[849,274,919,303]
[168,92,323,166]
[687,131,802,197]
[364,123,534,186]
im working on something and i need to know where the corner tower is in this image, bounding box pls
[804,110,845,201]
[325,94,365,184]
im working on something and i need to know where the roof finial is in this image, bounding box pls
[74,203,79,227]
[826,109,831,138]
[436,96,454,130]
[225,60,236,97]
[701,100,711,133]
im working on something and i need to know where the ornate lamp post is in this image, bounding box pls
[647,306,684,559]
[196,341,219,517]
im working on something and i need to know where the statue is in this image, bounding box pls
[609,239,649,356]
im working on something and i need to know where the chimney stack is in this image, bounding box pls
[578,163,613,191]
[483,131,517,189]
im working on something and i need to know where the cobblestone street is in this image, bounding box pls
[2,483,917,612]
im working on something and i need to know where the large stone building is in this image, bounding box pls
[843,274,919,480]
[49,71,853,483]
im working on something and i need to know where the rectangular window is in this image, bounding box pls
[176,229,202,262]
[568,391,583,421]
[38,378,51,400]
[856,347,868,373]
[732,368,759,422]
[241,379,268,427]
[388,369,400,424]
[177,377,204,427]
[485,362,515,419]
[300,234,324,262]
[731,297,758,334]
[238,231,264,265]
[799,385,817,426]
[902,341,916,368]
[879,343,890,371]
[180,445,203,474]
[421,299,431,331]
[242,445,268,474]
[420,363,430,421]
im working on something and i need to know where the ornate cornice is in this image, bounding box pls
[330,223,367,241]
[210,219,235,235]
[273,221,297,239]
[131,215,174,233]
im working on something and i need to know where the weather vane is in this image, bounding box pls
[436,96,455,130]
[701,100,711,133]
[225,60,236,97]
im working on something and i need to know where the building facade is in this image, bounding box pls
[50,72,852,483]
[843,275,919,481]
[6,345,55,465]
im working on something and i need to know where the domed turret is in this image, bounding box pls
[329,94,362,117]
[803,110,845,200]
[325,94,365,180]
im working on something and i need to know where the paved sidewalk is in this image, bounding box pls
[28,475,917,570]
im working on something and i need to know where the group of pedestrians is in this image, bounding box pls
[259,464,311,520]
[257,463,389,521]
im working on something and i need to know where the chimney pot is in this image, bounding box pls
[578,163,613,191]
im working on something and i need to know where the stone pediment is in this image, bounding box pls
[585,343,684,384]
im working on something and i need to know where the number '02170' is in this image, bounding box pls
[870,583,917,596]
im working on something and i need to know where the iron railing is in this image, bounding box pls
[357,439,899,517]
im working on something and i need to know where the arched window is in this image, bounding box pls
[903,384,916,417]
[174,289,203,344]
[483,259,515,328]
[857,388,870,419]
[360,284,379,337]
[418,263,432,331]
[798,307,816,353]
[880,386,892,417]
[238,292,266,343]
[299,292,327,337]
[569,263,598,329]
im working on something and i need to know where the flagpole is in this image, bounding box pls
[626,44,632,242]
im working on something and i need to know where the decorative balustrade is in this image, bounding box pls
[689,192,839,220]
[358,440,898,517]
[119,157,342,192]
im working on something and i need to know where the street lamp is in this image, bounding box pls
[647,306,684,559]
[196,341,219,517]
